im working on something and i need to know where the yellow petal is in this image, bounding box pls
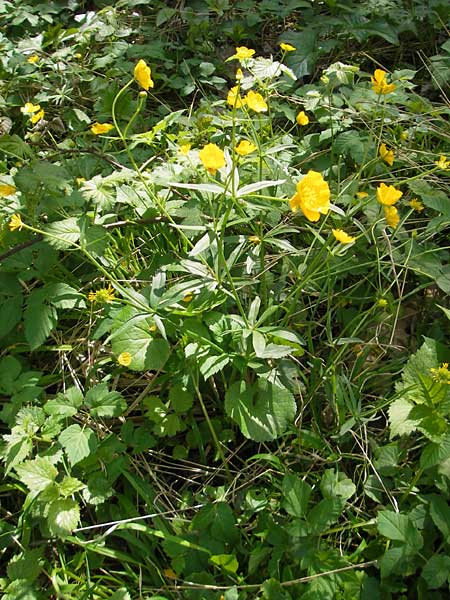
[134,59,154,91]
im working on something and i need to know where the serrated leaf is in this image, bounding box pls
[281,473,312,517]
[58,424,97,466]
[429,495,450,542]
[225,379,296,441]
[307,497,345,534]
[85,383,126,418]
[200,354,230,379]
[422,554,450,589]
[24,298,58,350]
[377,510,423,551]
[169,384,193,413]
[420,434,450,469]
[209,554,239,574]
[47,498,80,538]
[15,456,58,492]
[388,398,418,438]
[45,283,86,309]
[44,386,83,418]
[0,296,22,338]
[44,217,80,249]
[59,476,85,497]
[7,549,43,582]
[320,469,356,501]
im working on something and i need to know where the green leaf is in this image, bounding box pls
[307,497,344,534]
[420,434,450,469]
[429,494,450,542]
[409,180,450,216]
[281,473,312,517]
[24,295,58,350]
[320,469,356,501]
[200,354,230,379]
[59,476,85,497]
[225,379,296,442]
[0,296,22,338]
[44,217,80,249]
[45,283,86,309]
[44,386,83,418]
[111,306,170,372]
[85,383,126,418]
[377,510,423,550]
[58,424,98,466]
[7,549,43,582]
[3,579,40,600]
[15,456,58,492]
[209,554,239,574]
[169,384,193,414]
[422,554,450,589]
[1,430,33,474]
[0,134,34,160]
[388,398,418,438]
[47,498,80,538]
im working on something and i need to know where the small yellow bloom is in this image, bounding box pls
[20,102,41,115]
[91,122,114,135]
[332,229,356,244]
[245,90,268,113]
[290,170,330,222]
[371,69,396,94]
[235,140,257,156]
[296,111,309,126]
[280,43,296,52]
[182,293,193,303]
[376,183,402,206]
[117,352,132,367]
[356,191,369,199]
[198,143,225,175]
[0,184,17,197]
[27,54,39,64]
[400,130,409,140]
[377,298,388,308]
[227,86,246,109]
[134,59,154,90]
[236,68,243,81]
[409,198,424,212]
[8,213,23,232]
[384,205,400,228]
[435,155,450,169]
[430,363,450,384]
[229,46,255,60]
[30,109,45,124]
[248,235,261,243]
[76,177,86,186]
[88,285,115,304]
[179,143,191,155]
[74,53,82,59]
[379,143,395,166]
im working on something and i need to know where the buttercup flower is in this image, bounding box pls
[371,69,396,94]
[280,43,296,52]
[179,143,191,155]
[199,143,225,175]
[27,55,39,64]
[384,205,400,228]
[229,46,255,61]
[376,183,402,206]
[290,170,330,222]
[20,102,41,115]
[0,184,17,197]
[182,292,193,303]
[30,109,45,124]
[435,155,450,169]
[409,199,424,212]
[356,191,368,199]
[235,140,257,156]
[88,285,115,304]
[91,122,114,135]
[248,235,261,243]
[377,298,388,308]
[379,143,395,166]
[332,229,356,244]
[227,86,246,109]
[296,111,309,126]
[245,90,268,113]
[430,363,450,384]
[134,59,154,90]
[9,213,23,232]
[117,352,132,367]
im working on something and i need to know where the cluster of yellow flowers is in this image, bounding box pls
[20,102,44,124]
[430,363,450,384]
[227,88,268,112]
[376,183,403,228]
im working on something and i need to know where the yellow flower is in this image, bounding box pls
[76,177,86,186]
[227,86,246,109]
[8,213,23,231]
[235,140,257,156]
[88,285,115,304]
[179,143,191,155]
[27,54,39,64]
[74,53,82,59]
[377,298,388,308]
[409,198,424,212]
[245,90,268,113]
[296,111,309,126]
[356,191,369,199]
[229,46,255,60]
[117,352,132,367]
[430,363,450,384]
[290,170,330,222]
[371,69,396,94]
[134,59,154,90]
[248,235,261,243]
[199,143,225,175]
[376,183,402,206]
[280,43,296,52]
[236,68,243,81]
[435,155,450,169]
[30,109,45,124]
[379,143,395,166]
[332,229,356,244]
[384,205,400,228]
[182,292,193,303]
[91,122,114,135]
[20,102,41,115]
[0,184,17,197]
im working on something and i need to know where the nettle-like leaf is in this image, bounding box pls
[24,290,58,350]
[47,498,80,538]
[224,379,296,442]
[58,424,98,466]
[85,383,126,418]
[15,456,58,492]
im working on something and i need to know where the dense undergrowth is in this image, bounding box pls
[1,1,450,598]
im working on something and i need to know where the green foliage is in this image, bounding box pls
[1,0,450,598]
